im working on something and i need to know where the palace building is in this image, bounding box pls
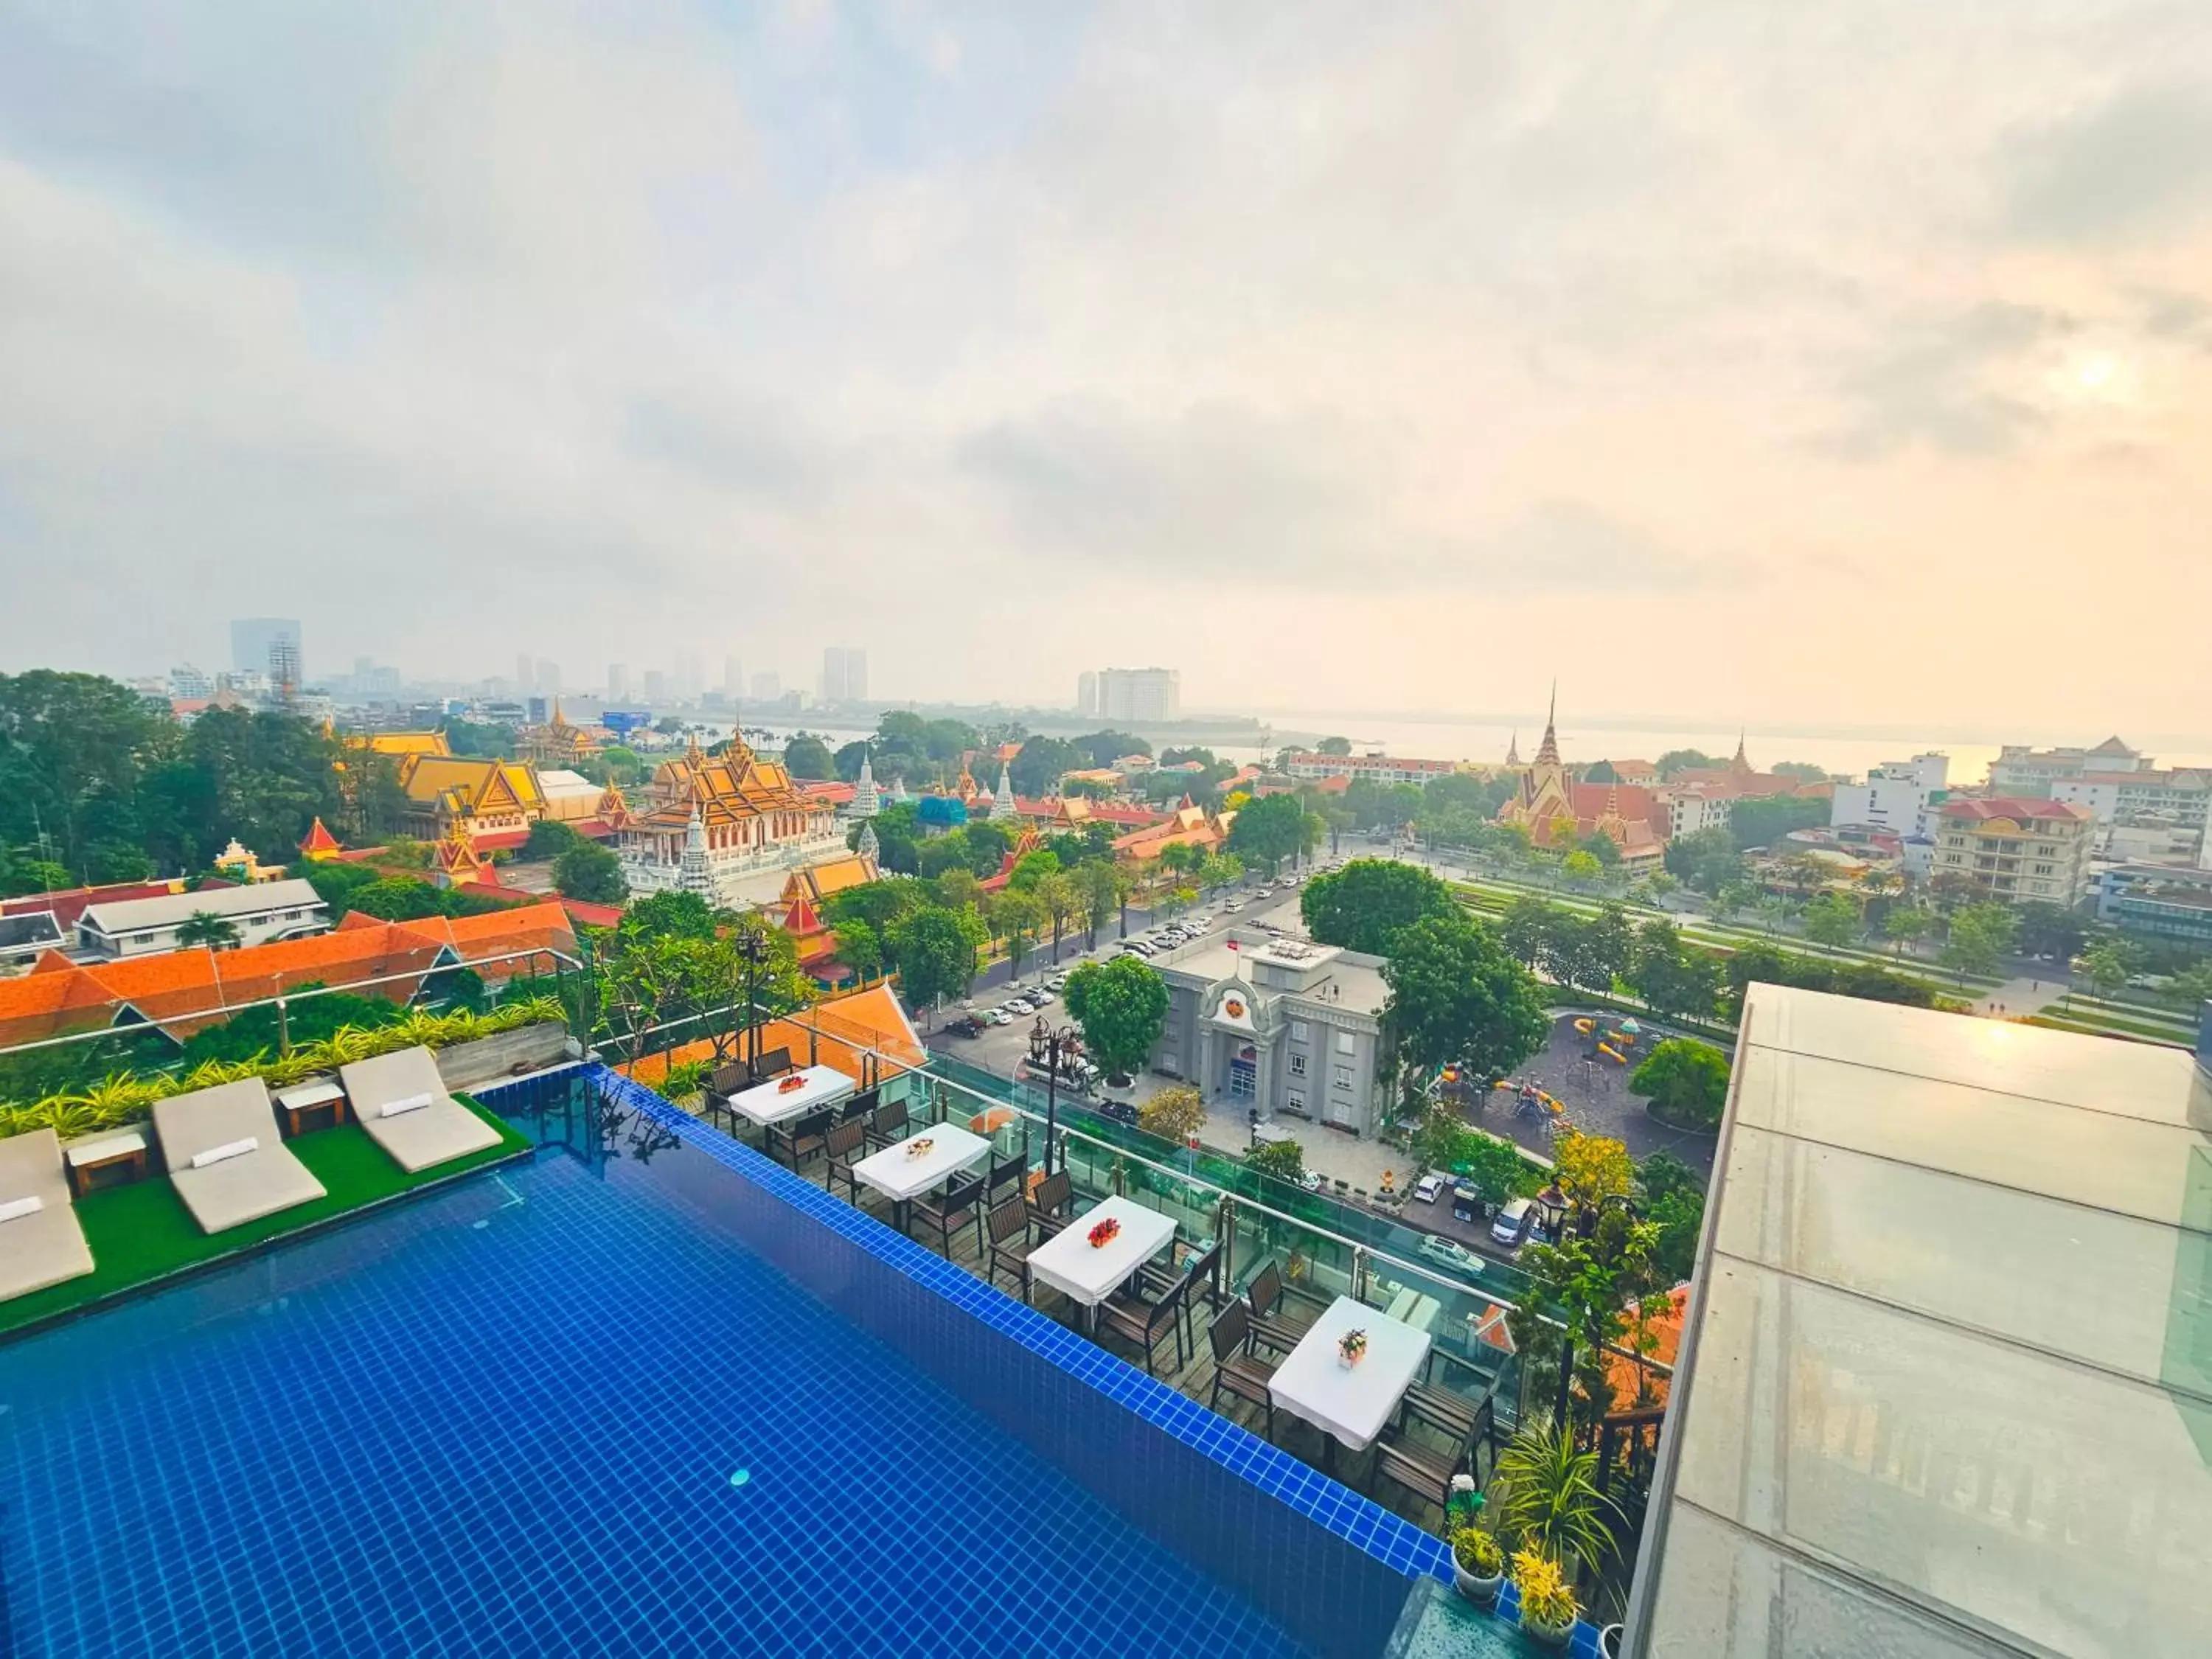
[619,735,844,905]
[517,700,601,768]
[1496,693,1665,869]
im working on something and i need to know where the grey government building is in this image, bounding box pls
[1144,929,1392,1136]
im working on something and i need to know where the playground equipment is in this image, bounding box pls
[1597,1042,1627,1065]
[1573,1018,1596,1034]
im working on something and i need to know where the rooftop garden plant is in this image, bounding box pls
[1511,1548,1578,1642]
[0,997,564,1142]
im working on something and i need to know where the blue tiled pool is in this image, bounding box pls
[0,1085,1324,1656]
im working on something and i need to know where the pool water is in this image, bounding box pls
[0,1132,1307,1657]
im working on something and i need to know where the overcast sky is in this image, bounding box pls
[1,1,2208,737]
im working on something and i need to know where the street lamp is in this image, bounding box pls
[734,928,767,1077]
[1026,1015,1082,1178]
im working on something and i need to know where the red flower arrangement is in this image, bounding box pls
[1087,1216,1122,1249]
[905,1136,935,1160]
[776,1074,807,1094]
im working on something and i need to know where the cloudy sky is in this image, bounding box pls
[1,1,2208,737]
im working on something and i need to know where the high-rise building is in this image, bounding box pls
[170,664,212,699]
[516,653,534,691]
[537,660,561,697]
[1932,797,2096,903]
[1096,667,1180,723]
[231,618,302,681]
[751,670,782,703]
[643,669,667,704]
[723,655,745,697]
[1077,671,1099,717]
[607,663,630,701]
[820,647,869,704]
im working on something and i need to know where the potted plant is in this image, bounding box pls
[1511,1548,1578,1649]
[1599,1624,1624,1658]
[1450,1527,1504,1606]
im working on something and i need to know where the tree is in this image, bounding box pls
[1246,1138,1306,1184]
[1629,1039,1731,1132]
[1801,891,1861,948]
[1941,902,2017,981]
[1381,916,1548,1088]
[1009,847,1060,889]
[553,842,628,905]
[1729,795,1832,852]
[1299,858,1456,953]
[1226,792,1309,873]
[1770,762,1830,782]
[1009,735,1083,797]
[1655,748,1717,779]
[832,918,883,981]
[1627,920,1722,1021]
[1138,1082,1207,1145]
[781,734,834,779]
[2014,900,2090,962]
[1316,736,1353,756]
[1552,1129,1635,1213]
[175,911,242,950]
[1500,894,1554,968]
[1076,859,1126,947]
[1561,849,1602,885]
[524,818,583,860]
[1636,1150,1708,1281]
[1884,904,1934,956]
[989,889,1046,978]
[832,740,872,782]
[1062,954,1170,1084]
[885,904,987,1006]
[621,888,721,942]
[1034,871,1082,963]
[2081,939,2132,1001]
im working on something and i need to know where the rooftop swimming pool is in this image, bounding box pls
[0,1065,1444,1656]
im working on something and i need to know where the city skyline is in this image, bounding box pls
[0,5,2207,738]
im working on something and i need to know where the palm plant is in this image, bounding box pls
[1491,1420,1625,1583]
[175,911,242,950]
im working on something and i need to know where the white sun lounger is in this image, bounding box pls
[153,1079,327,1235]
[338,1046,501,1175]
[0,1128,97,1301]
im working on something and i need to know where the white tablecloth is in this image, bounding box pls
[851,1123,991,1203]
[728,1065,855,1127]
[1027,1195,1177,1307]
[1268,1295,1431,1452]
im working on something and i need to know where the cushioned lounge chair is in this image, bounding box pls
[153,1080,327,1234]
[0,1128,97,1301]
[338,1046,503,1175]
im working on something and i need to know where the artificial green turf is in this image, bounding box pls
[0,1096,532,1338]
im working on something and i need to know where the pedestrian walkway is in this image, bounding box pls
[1968,975,2059,1019]
[1196,1115,1408,1197]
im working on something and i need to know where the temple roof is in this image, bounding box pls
[632,737,828,831]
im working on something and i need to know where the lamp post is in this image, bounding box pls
[735,928,767,1077]
[1027,1015,1080,1178]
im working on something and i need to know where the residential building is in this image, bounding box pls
[168,664,212,699]
[1095,667,1181,723]
[618,735,844,906]
[1931,796,2095,902]
[1624,984,2209,1658]
[0,911,66,970]
[1147,931,1391,1135]
[1283,752,1458,787]
[2095,863,2212,948]
[606,663,630,701]
[820,647,869,704]
[1076,670,1099,717]
[2048,767,2211,829]
[230,617,302,681]
[1989,734,2152,793]
[2098,821,2204,867]
[1829,752,1950,835]
[1654,782,1731,841]
[76,877,330,959]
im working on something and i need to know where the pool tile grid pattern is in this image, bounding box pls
[1,1127,1304,1657]
[585,1066,1455,1572]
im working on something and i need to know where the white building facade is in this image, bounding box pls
[1830,754,1950,835]
[76,878,330,959]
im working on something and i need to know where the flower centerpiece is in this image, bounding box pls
[776,1073,807,1094]
[1337,1327,1368,1368]
[904,1136,935,1160]
[1450,1527,1505,1606]
[1087,1215,1121,1249]
[1510,1548,1578,1648]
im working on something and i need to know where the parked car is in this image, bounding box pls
[1223,900,1244,913]
[1125,940,1155,955]
[946,1015,984,1038]
[981,1009,1011,1026]
[1029,989,1056,1005]
[1490,1196,1536,1248]
[1418,1234,1486,1276]
[1412,1172,1445,1204]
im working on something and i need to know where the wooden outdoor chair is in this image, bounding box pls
[1206,1299,1277,1439]
[913,1171,987,1258]
[984,1155,1029,1211]
[1025,1170,1075,1242]
[1099,1268,1190,1376]
[824,1119,868,1206]
[702,1061,751,1127]
[1376,1388,1489,1514]
[864,1097,910,1154]
[768,1107,833,1172]
[984,1195,1034,1305]
[751,1047,793,1084]
[1243,1259,1315,1355]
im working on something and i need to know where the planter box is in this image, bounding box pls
[434,1023,570,1091]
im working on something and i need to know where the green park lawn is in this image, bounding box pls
[0,1096,531,1338]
